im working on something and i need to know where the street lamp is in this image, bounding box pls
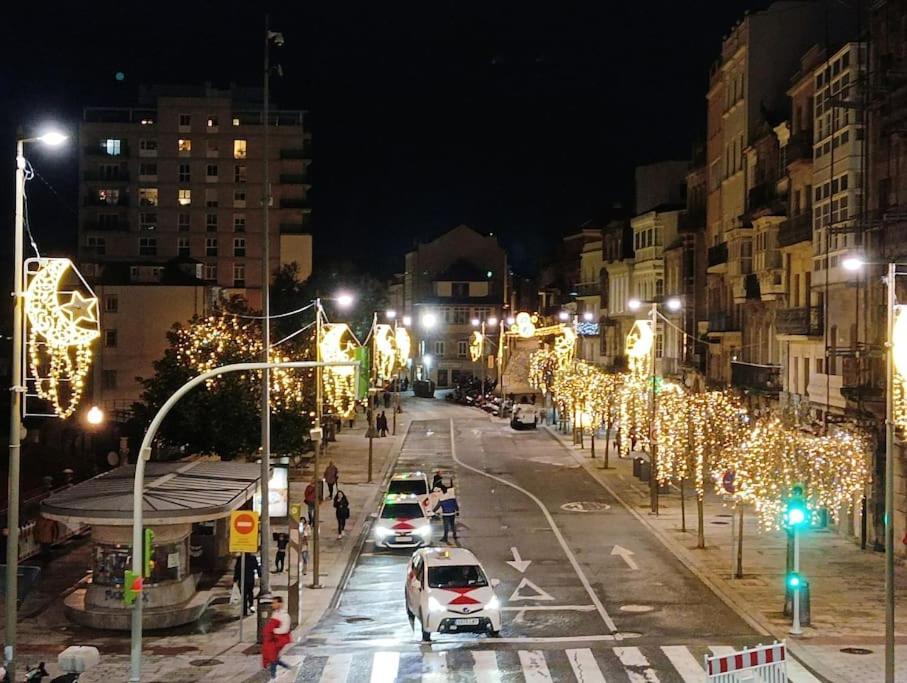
[402,315,412,327]
[558,310,570,321]
[386,309,396,320]
[421,312,437,329]
[85,405,105,426]
[628,298,641,311]
[665,297,682,312]
[582,311,594,322]
[6,127,68,678]
[335,292,355,309]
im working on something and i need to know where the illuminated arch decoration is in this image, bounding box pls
[511,312,537,338]
[24,258,100,418]
[893,306,907,430]
[319,323,358,417]
[469,330,484,362]
[374,324,397,380]
[394,326,411,369]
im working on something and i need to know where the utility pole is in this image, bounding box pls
[312,299,323,589]
[885,262,896,682]
[368,313,377,483]
[649,302,659,515]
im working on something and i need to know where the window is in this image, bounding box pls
[139,212,157,231]
[234,165,247,183]
[233,214,246,232]
[206,164,218,181]
[233,139,247,159]
[86,236,106,255]
[100,139,122,156]
[139,237,157,256]
[233,237,246,256]
[104,295,118,313]
[232,116,240,127]
[179,163,190,182]
[130,266,139,280]
[206,237,218,256]
[179,113,191,129]
[816,357,824,374]
[457,340,468,357]
[233,189,246,207]
[453,307,469,325]
[207,115,218,129]
[233,263,246,287]
[178,213,190,232]
[434,340,446,357]
[98,188,120,205]
[98,164,120,179]
[206,213,218,231]
[139,162,158,178]
[177,236,190,257]
[97,214,120,230]
[178,189,191,206]
[139,139,158,156]
[452,282,469,298]
[105,329,118,348]
[204,264,217,281]
[139,188,159,207]
[206,139,219,157]
[178,138,192,154]
[205,188,218,207]
[101,370,117,390]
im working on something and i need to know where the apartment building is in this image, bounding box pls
[574,234,604,364]
[78,84,313,308]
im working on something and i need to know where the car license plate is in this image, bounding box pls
[455,618,479,625]
[395,535,413,543]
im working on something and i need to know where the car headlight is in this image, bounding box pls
[414,524,432,537]
[428,596,445,613]
[485,595,500,611]
[374,526,393,538]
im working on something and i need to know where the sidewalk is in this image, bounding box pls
[545,424,907,683]
[3,404,410,683]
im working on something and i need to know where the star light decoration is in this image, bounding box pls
[318,322,359,417]
[24,258,101,418]
[373,324,412,381]
[469,330,484,363]
[715,417,872,529]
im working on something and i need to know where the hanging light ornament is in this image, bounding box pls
[319,322,358,417]
[373,324,397,380]
[24,258,100,418]
[394,326,411,368]
[892,305,907,429]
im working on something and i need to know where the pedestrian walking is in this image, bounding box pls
[378,411,388,437]
[383,391,391,409]
[334,489,350,539]
[233,552,260,616]
[301,519,310,574]
[431,471,444,491]
[262,595,292,679]
[433,488,460,543]
[324,460,339,498]
[304,480,317,526]
[273,533,289,573]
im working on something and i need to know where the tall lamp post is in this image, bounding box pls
[6,128,68,676]
[471,316,498,396]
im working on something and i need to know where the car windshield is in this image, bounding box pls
[428,564,489,589]
[388,479,428,496]
[380,503,424,519]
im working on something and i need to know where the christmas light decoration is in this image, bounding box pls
[395,326,411,368]
[511,312,537,338]
[893,306,907,430]
[553,326,576,369]
[469,330,484,362]
[24,258,100,418]
[318,323,359,417]
[374,324,396,380]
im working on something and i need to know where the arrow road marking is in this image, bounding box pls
[506,547,531,573]
[509,577,555,602]
[611,545,638,570]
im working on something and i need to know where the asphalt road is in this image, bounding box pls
[292,403,816,682]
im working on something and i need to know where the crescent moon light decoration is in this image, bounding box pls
[318,323,358,417]
[373,324,397,381]
[24,258,100,418]
[469,330,483,362]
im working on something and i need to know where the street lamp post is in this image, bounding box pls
[6,129,67,676]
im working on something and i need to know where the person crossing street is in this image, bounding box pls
[433,487,460,543]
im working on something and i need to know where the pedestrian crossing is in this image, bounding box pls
[287,645,819,682]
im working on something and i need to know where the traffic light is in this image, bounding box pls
[123,570,143,605]
[785,483,808,528]
[143,528,155,577]
[786,571,803,590]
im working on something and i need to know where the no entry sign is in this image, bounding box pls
[229,510,259,553]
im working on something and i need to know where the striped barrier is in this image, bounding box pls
[705,642,787,682]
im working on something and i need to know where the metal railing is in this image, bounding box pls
[775,307,823,336]
[731,360,782,394]
[571,281,600,297]
[708,242,729,267]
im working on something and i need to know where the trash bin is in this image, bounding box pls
[638,460,651,482]
[633,457,643,477]
[783,580,811,625]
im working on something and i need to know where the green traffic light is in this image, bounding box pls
[787,572,802,589]
[787,507,806,526]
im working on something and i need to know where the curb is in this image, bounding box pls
[543,425,836,683]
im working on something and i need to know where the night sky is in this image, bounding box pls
[2,0,760,278]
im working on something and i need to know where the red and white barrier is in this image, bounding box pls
[705,642,787,682]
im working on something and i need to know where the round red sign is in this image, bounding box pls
[722,470,736,494]
[234,512,255,534]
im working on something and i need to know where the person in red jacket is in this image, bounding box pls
[262,595,292,678]
[304,480,317,525]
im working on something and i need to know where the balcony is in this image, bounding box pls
[707,312,738,333]
[784,130,813,166]
[731,361,782,395]
[775,307,823,336]
[279,197,310,209]
[279,173,309,184]
[571,281,600,297]
[83,170,130,182]
[708,241,728,269]
[747,182,784,216]
[732,273,761,303]
[778,213,812,247]
[279,144,312,160]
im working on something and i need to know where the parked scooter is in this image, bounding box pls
[23,663,48,682]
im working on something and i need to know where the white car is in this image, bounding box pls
[405,547,502,641]
[373,494,433,549]
[510,403,539,430]
[387,471,436,517]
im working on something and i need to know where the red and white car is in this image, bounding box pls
[373,494,433,549]
[405,547,502,641]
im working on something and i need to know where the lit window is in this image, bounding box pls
[233,190,246,207]
[177,237,190,257]
[233,263,246,287]
[139,212,157,231]
[206,164,218,181]
[233,214,246,232]
[139,237,157,256]
[232,117,240,126]
[207,115,218,129]
[179,163,190,182]
[98,188,120,205]
[233,139,247,159]
[204,264,217,281]
[206,237,218,256]
[139,188,159,207]
[105,329,118,349]
[206,214,218,231]
[233,237,246,257]
[178,189,192,206]
[178,213,190,232]
[178,139,192,154]
[101,139,122,156]
[234,165,247,183]
[179,113,191,129]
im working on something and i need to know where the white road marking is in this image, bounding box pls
[611,545,638,570]
[566,648,607,682]
[370,651,399,683]
[661,645,704,682]
[319,634,623,647]
[614,647,660,683]
[449,418,619,634]
[509,577,555,602]
[501,604,596,611]
[518,649,554,682]
[471,650,501,683]
[506,546,532,573]
[422,651,448,681]
[318,653,351,682]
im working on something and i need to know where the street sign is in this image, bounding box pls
[705,641,787,682]
[229,510,259,553]
[722,470,736,494]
